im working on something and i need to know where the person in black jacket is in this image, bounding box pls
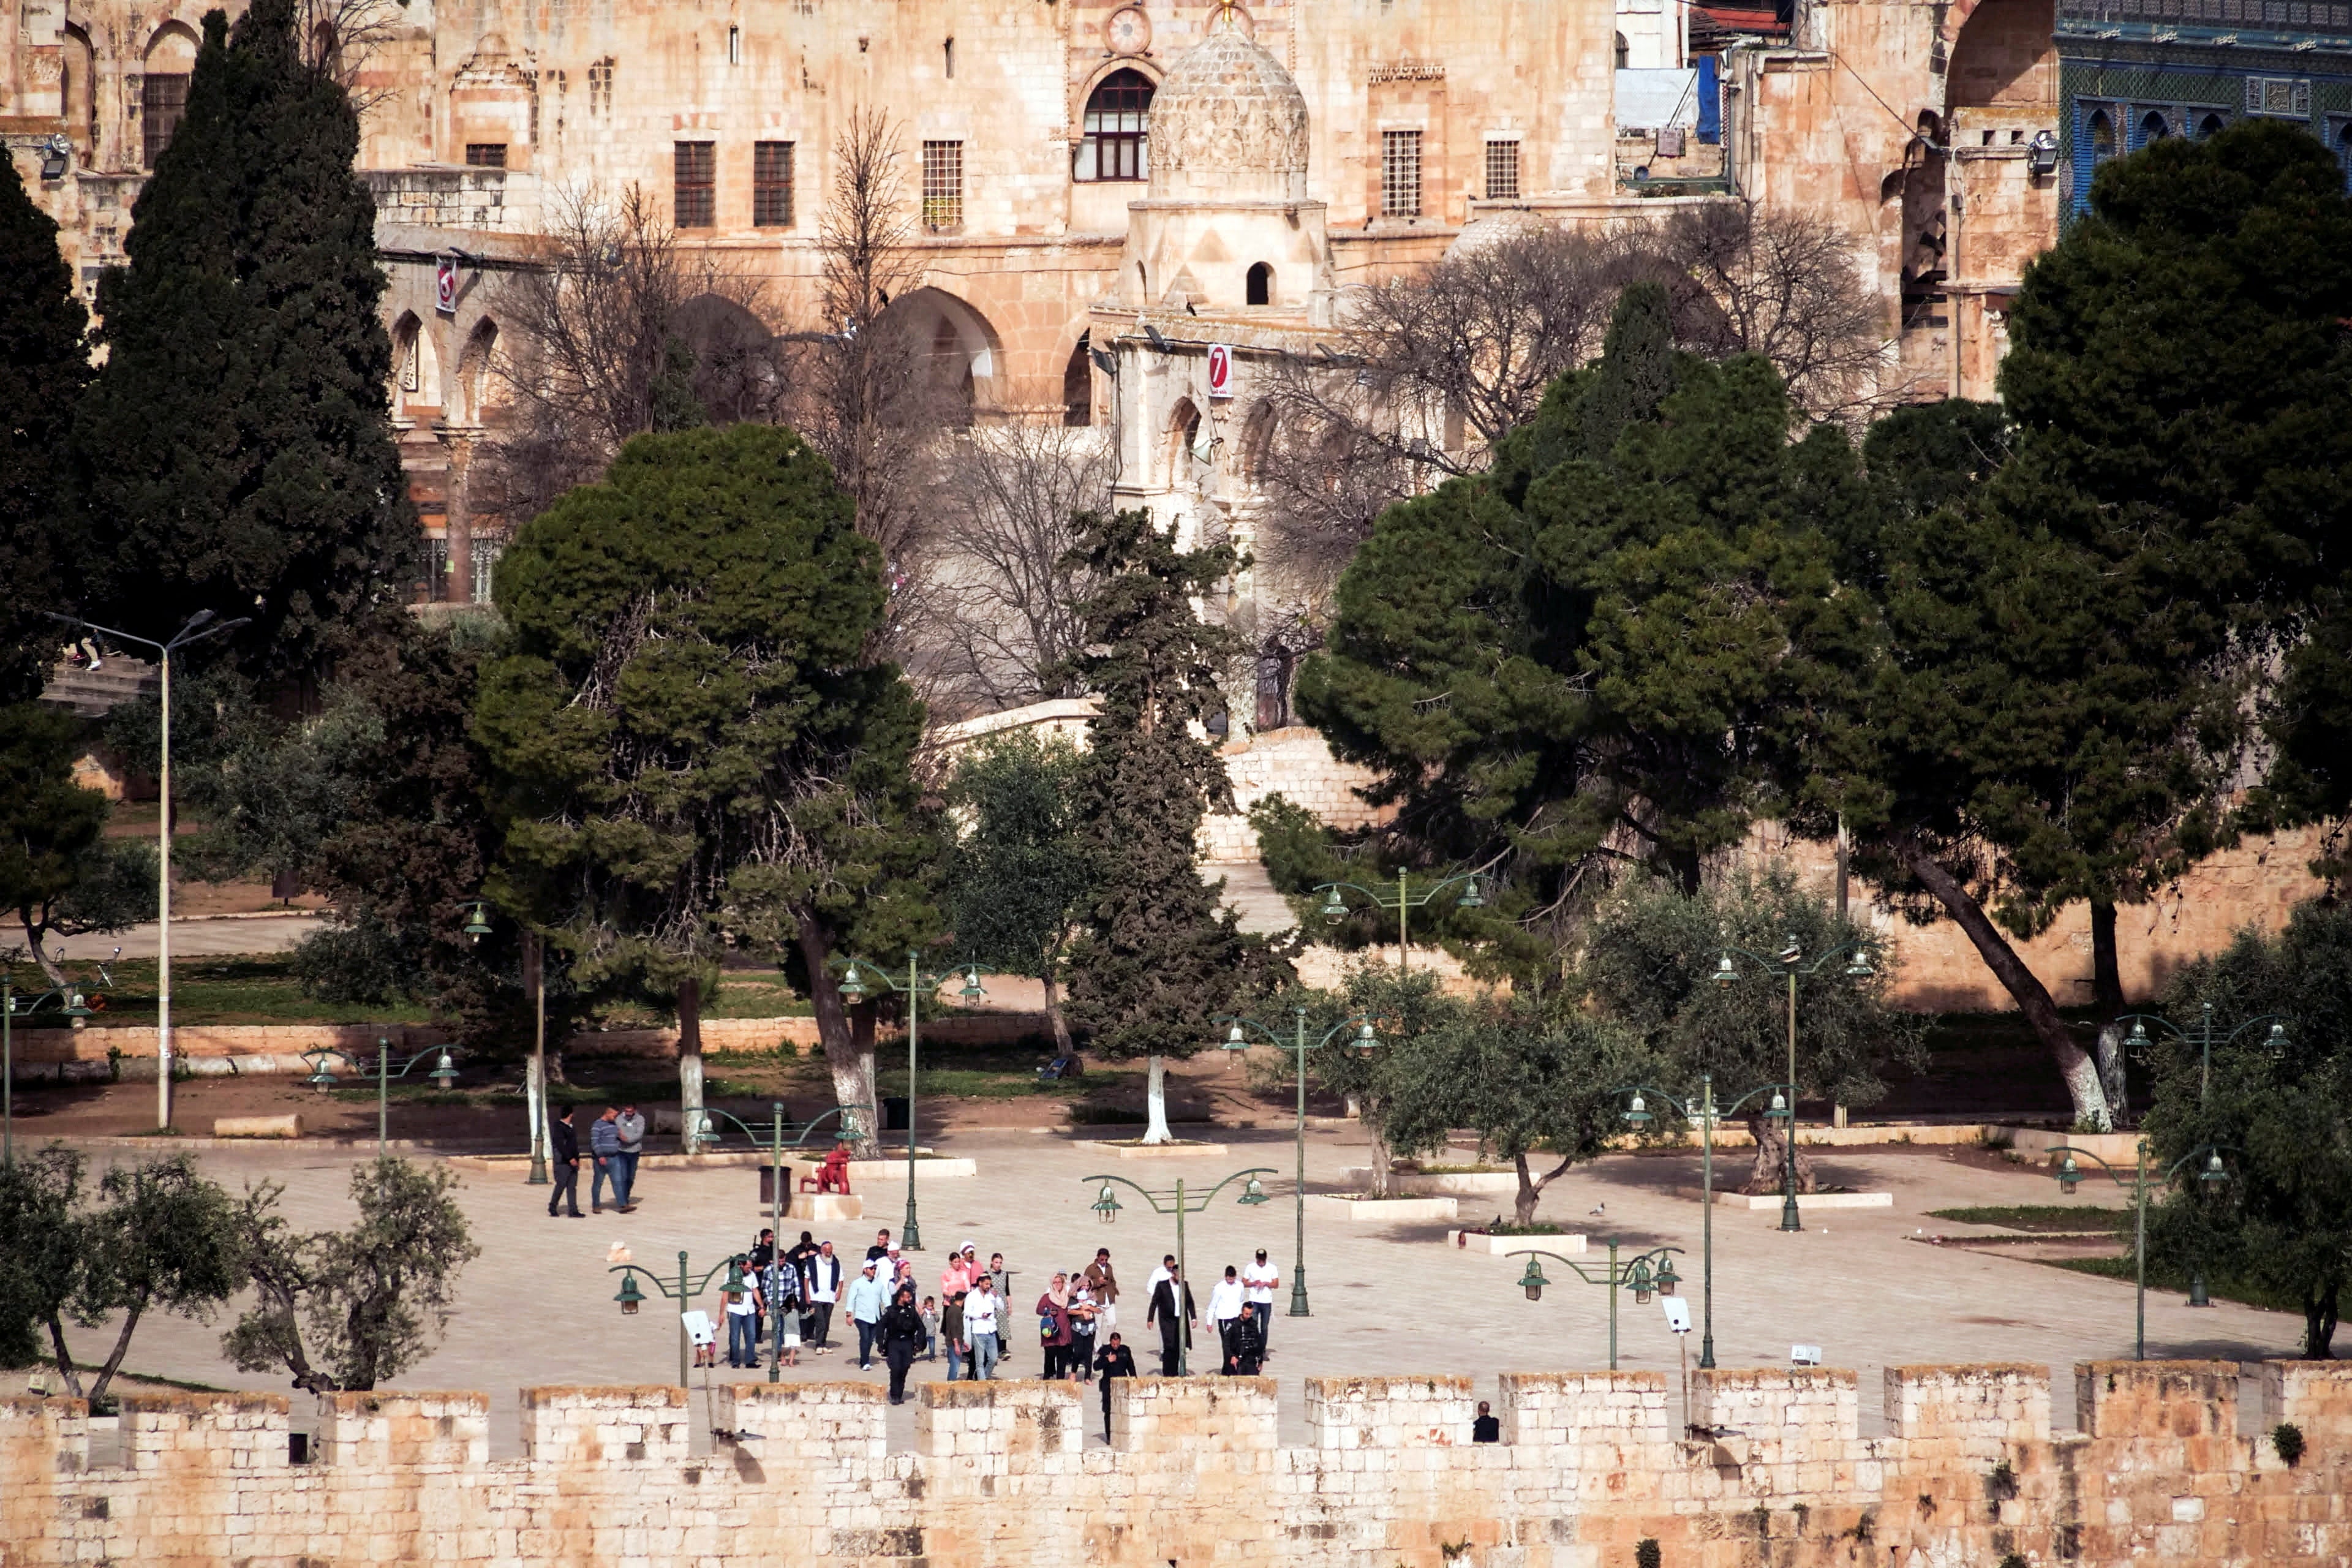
[880,1283,927,1403]
[1146,1265,1194,1376]
[1094,1331,1138,1441]
[546,1107,584,1218]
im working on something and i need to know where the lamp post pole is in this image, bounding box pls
[1708,937,1876,1233]
[1619,1074,1787,1370]
[1213,1008,1376,1317]
[301,1041,462,1159]
[3,974,101,1167]
[699,1101,864,1382]
[609,1250,749,1388]
[1083,1167,1276,1374]
[47,610,246,1132]
[2051,1141,2233,1359]
[1507,1242,1685,1370]
[1312,868,1487,973]
[837,955,994,1253]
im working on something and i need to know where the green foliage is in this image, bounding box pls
[2274,1422,2305,1467]
[224,1157,480,1393]
[2142,900,2352,1357]
[0,1147,246,1403]
[71,0,415,677]
[1634,1542,1662,1568]
[1294,287,1872,982]
[1063,510,1287,1061]
[478,423,933,1123]
[1924,1205,2131,1233]
[944,732,1093,1039]
[0,703,148,976]
[0,152,86,702]
[1577,865,1919,1110]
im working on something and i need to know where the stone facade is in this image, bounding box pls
[2,1360,2347,1566]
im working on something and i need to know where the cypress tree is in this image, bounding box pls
[0,151,86,701]
[1062,510,1286,1141]
[74,0,413,676]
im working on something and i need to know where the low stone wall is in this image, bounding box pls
[2,1360,2343,1566]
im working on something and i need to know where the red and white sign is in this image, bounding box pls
[434,256,460,315]
[1206,342,1235,399]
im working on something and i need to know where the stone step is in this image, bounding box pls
[39,657,160,718]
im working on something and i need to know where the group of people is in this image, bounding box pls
[544,1104,646,1216]
[699,1225,1286,1436]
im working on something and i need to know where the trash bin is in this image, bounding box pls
[758,1164,795,1205]
[882,1095,910,1132]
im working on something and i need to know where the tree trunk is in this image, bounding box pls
[1903,845,2113,1130]
[676,974,705,1153]
[797,915,879,1155]
[43,1314,83,1399]
[1041,971,1074,1058]
[85,1294,147,1407]
[2305,1282,2340,1361]
[20,916,67,987]
[848,1001,880,1153]
[2089,899,2125,1014]
[1744,1113,1819,1195]
[1142,1055,1173,1143]
[2094,1021,2131,1128]
[1510,1152,1577,1227]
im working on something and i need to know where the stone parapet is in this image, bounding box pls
[4,1362,2351,1566]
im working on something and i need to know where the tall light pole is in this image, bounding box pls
[1313,867,1485,972]
[837,952,992,1251]
[1083,1167,1274,1374]
[1708,935,1875,1232]
[2052,1141,2233,1359]
[300,1036,461,1158]
[1510,1241,1684,1370]
[1619,1073,1789,1370]
[461,901,548,1183]
[698,1102,864,1381]
[1213,1006,1376,1317]
[46,609,247,1131]
[609,1249,749,1388]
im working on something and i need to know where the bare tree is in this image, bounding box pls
[298,0,405,112]
[1656,200,1889,421]
[922,426,1114,718]
[480,184,775,526]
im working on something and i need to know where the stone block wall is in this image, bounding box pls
[9,1362,2352,1567]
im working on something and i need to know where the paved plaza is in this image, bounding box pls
[29,1128,2297,1455]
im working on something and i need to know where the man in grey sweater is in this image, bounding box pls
[613,1102,645,1213]
[589,1106,624,1213]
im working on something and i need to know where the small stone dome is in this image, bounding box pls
[1444,209,1558,262]
[1147,19,1310,205]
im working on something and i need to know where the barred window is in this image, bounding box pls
[141,73,189,168]
[674,140,716,227]
[1381,129,1423,217]
[922,139,963,232]
[588,59,613,116]
[754,141,795,227]
[1484,138,1520,200]
[465,143,508,168]
[1076,69,1153,182]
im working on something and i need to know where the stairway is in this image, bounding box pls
[40,656,160,718]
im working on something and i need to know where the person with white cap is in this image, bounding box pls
[845,1257,889,1370]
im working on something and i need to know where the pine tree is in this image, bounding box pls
[72,0,414,676]
[1063,510,1286,1141]
[0,151,86,701]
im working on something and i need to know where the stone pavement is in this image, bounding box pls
[31,1128,2298,1456]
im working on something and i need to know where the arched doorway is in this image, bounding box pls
[1064,333,1093,426]
[1076,68,1155,182]
[883,287,1005,425]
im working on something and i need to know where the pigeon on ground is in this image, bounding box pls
[1589,1202,1607,1216]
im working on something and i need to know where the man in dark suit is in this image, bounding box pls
[1094,1332,1138,1441]
[547,1107,584,1218]
[1146,1265,1194,1376]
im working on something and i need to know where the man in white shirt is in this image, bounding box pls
[1207,1265,1247,1371]
[1240,1248,1280,1354]
[963,1275,1002,1380]
[845,1260,889,1370]
[801,1240,842,1355]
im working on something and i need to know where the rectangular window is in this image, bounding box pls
[588,59,613,116]
[922,139,963,232]
[754,141,795,227]
[1381,129,1423,217]
[674,140,716,228]
[141,73,189,168]
[1483,138,1520,200]
[2246,75,2312,118]
[464,143,508,168]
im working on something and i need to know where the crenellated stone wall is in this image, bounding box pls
[3,1360,2346,1567]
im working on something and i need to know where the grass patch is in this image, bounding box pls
[2040,1253,2302,1314]
[1928,1205,2133,1234]
[1068,1104,1145,1125]
[38,955,434,1027]
[1414,1163,1511,1175]
[1461,1221,1568,1235]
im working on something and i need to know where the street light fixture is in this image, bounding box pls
[45,608,249,1133]
[2119,1005,2289,1112]
[299,1036,462,1158]
[607,1250,749,1385]
[831,951,997,1251]
[1212,1006,1378,1316]
[695,1101,865,1380]
[2049,1139,2236,1359]
[1708,933,1878,1232]
[1312,867,1487,972]
[1077,1166,1278,1373]
[1616,1072,1786,1370]
[3,968,102,1166]
[1508,1242,1685,1368]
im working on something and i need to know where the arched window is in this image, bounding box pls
[2138,109,2169,146]
[2196,112,2225,139]
[1169,398,1204,487]
[1246,263,1273,306]
[1064,333,1093,427]
[2087,108,2115,162]
[458,318,499,424]
[1615,32,1629,68]
[1076,69,1153,183]
[2339,121,2352,185]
